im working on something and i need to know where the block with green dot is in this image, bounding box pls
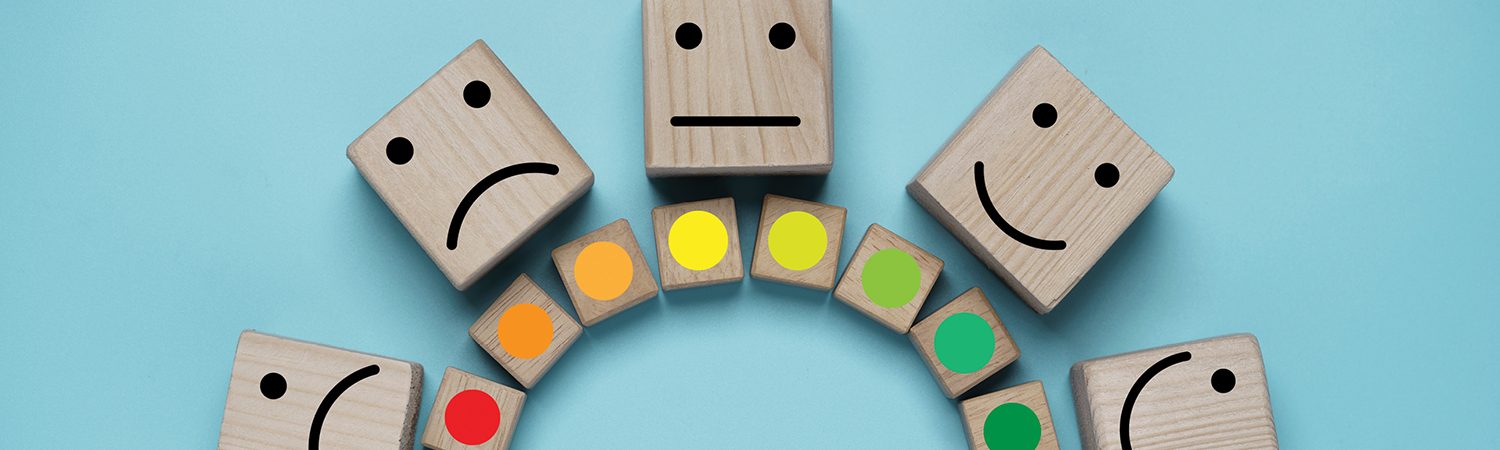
[960,381,1060,450]
[908,287,1019,398]
[750,194,847,290]
[832,224,943,333]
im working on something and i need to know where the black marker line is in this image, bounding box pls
[670,116,801,127]
[974,161,1067,250]
[447,162,560,250]
[309,364,380,450]
[1120,351,1192,450]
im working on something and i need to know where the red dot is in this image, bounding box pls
[444,389,500,445]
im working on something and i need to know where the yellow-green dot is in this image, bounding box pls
[767,211,827,271]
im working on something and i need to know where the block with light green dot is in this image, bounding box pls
[960,381,1059,450]
[750,194,847,291]
[832,224,944,333]
[908,287,1019,398]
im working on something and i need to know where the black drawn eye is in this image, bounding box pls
[1095,163,1119,188]
[1033,103,1057,128]
[386,137,413,165]
[1211,368,1236,393]
[463,80,490,108]
[260,372,287,399]
[676,23,702,49]
[768,22,795,49]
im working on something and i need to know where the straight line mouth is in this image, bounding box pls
[670,116,801,127]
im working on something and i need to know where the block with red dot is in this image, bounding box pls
[421,367,525,450]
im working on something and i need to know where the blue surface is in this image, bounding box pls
[2,1,1496,448]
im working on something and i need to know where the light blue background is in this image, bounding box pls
[2,1,1495,448]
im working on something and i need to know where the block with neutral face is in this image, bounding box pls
[551,219,660,326]
[960,381,1060,450]
[218,331,423,450]
[832,224,943,333]
[907,46,1174,314]
[641,0,833,176]
[908,287,1020,398]
[421,367,525,450]
[651,197,744,290]
[468,274,582,389]
[348,40,594,290]
[750,195,846,290]
[1070,334,1277,450]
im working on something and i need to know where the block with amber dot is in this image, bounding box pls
[960,381,1060,450]
[422,367,525,450]
[750,194,846,291]
[908,287,1019,398]
[551,219,659,326]
[832,224,943,333]
[469,274,581,389]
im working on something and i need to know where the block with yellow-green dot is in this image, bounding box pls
[750,194,847,291]
[833,224,944,333]
[960,381,1060,450]
[651,197,744,291]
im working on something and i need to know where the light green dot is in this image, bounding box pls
[934,312,995,373]
[983,402,1042,450]
[860,248,921,308]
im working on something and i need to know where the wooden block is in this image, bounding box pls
[641,0,834,176]
[907,46,1174,313]
[749,195,847,290]
[651,197,744,290]
[420,367,525,450]
[960,381,1061,450]
[468,274,582,389]
[551,219,660,326]
[831,224,943,333]
[908,287,1020,398]
[1070,334,1277,450]
[348,40,594,290]
[217,330,423,450]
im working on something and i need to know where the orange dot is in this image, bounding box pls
[574,241,633,301]
[495,303,552,359]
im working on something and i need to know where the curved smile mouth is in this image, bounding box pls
[1120,351,1191,450]
[447,162,560,250]
[670,116,800,127]
[308,364,380,450]
[973,161,1066,250]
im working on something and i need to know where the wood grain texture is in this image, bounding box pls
[749,194,846,290]
[831,224,943,333]
[218,331,423,450]
[651,197,745,290]
[908,287,1020,398]
[960,381,1060,450]
[642,0,833,176]
[348,40,594,290]
[551,219,660,326]
[468,274,582,389]
[906,46,1173,313]
[420,367,525,450]
[1070,334,1277,450]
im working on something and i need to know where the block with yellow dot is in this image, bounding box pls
[909,287,1020,398]
[551,219,659,326]
[832,224,944,333]
[421,367,525,450]
[468,274,581,389]
[651,197,744,291]
[750,195,846,290]
[959,381,1060,450]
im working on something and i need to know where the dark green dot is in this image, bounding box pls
[860,248,921,308]
[983,402,1041,450]
[934,312,994,373]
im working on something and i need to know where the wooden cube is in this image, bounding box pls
[348,40,594,290]
[421,367,525,450]
[908,287,1020,398]
[907,46,1174,313]
[641,0,833,176]
[831,224,943,333]
[651,197,744,290]
[960,381,1061,450]
[217,330,423,450]
[750,195,847,290]
[468,274,582,389]
[551,219,660,326]
[1070,334,1277,450]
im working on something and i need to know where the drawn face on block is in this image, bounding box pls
[348,40,594,290]
[217,331,423,450]
[907,46,1174,313]
[641,0,833,176]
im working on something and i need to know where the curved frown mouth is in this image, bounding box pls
[973,161,1066,250]
[446,162,560,250]
[308,364,380,450]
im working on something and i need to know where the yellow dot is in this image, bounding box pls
[668,210,728,271]
[574,241,633,301]
[767,211,827,271]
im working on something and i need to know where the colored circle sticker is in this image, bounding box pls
[496,303,552,359]
[445,389,500,445]
[860,248,921,308]
[574,241,633,301]
[668,210,728,271]
[934,312,995,373]
[983,402,1042,450]
[767,211,827,271]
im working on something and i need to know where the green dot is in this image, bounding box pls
[934,312,995,373]
[983,402,1042,450]
[860,248,921,308]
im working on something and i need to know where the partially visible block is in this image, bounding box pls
[551,219,660,326]
[421,367,525,450]
[907,46,1174,313]
[750,194,847,290]
[218,330,423,450]
[651,197,744,290]
[832,224,943,333]
[469,274,582,389]
[960,381,1061,450]
[348,39,594,290]
[642,0,834,176]
[908,287,1020,398]
[1070,334,1277,450]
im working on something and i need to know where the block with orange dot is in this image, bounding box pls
[551,219,659,326]
[959,381,1060,450]
[421,367,525,450]
[750,194,846,290]
[909,287,1020,398]
[469,274,581,389]
[651,197,744,291]
[832,224,943,333]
